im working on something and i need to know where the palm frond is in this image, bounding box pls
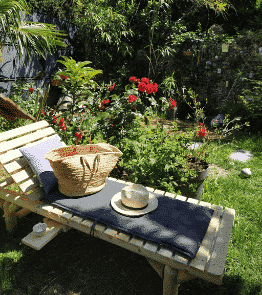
[7,21,67,60]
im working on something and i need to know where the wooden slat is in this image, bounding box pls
[0,149,25,165]
[205,207,235,279]
[186,198,199,204]
[175,195,187,201]
[0,176,14,187]
[0,135,66,165]
[19,177,40,194]
[0,120,49,143]
[21,218,65,250]
[4,157,28,174]
[164,192,176,199]
[11,167,34,183]
[0,127,56,154]
[188,204,223,272]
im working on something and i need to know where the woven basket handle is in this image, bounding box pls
[81,154,100,175]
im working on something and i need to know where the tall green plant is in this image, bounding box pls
[54,56,102,114]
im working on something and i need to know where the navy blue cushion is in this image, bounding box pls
[19,135,65,194]
[41,179,214,259]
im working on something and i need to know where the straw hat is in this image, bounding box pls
[111,184,158,216]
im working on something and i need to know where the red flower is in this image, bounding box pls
[145,83,154,94]
[153,83,158,93]
[80,119,83,122]
[141,77,149,84]
[29,88,34,94]
[138,82,147,92]
[41,111,45,116]
[129,77,137,83]
[109,85,114,91]
[170,100,177,109]
[110,124,114,127]
[53,115,57,119]
[61,125,66,131]
[199,123,203,126]
[128,95,137,103]
[53,119,57,124]
[76,132,81,138]
[58,118,64,126]
[60,74,68,80]
[169,97,173,102]
[3,122,6,126]
[198,128,207,138]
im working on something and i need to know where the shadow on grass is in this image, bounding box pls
[0,212,261,295]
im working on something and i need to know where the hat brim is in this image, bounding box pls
[111,192,158,217]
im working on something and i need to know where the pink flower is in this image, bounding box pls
[129,77,137,83]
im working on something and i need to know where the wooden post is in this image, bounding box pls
[3,201,19,233]
[163,265,180,295]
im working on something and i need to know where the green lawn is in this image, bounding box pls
[0,130,261,295]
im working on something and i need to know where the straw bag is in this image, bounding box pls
[44,143,123,197]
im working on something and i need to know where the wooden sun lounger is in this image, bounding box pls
[0,120,235,295]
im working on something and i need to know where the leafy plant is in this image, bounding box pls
[53,56,102,113]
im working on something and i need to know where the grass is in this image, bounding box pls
[0,125,262,294]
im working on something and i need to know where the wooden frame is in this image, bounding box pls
[0,120,235,295]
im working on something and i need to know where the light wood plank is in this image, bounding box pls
[0,135,65,165]
[115,179,127,184]
[175,195,187,201]
[21,218,65,250]
[205,207,235,278]
[0,127,56,154]
[0,150,25,165]
[165,192,176,199]
[0,120,49,143]
[186,198,199,204]
[145,186,155,192]
[0,176,14,187]
[11,167,34,183]
[199,201,212,209]
[4,157,28,174]
[189,204,223,272]
[19,177,40,193]
[154,189,166,195]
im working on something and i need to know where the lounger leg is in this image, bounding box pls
[3,201,19,233]
[163,265,180,295]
